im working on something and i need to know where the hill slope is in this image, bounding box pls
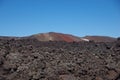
[29,32,116,42]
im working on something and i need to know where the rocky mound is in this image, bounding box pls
[29,32,83,42]
[29,32,116,42]
[0,38,120,80]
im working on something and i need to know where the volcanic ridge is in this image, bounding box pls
[0,32,116,42]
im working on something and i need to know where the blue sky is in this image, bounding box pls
[0,0,120,37]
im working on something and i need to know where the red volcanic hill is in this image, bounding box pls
[29,32,116,42]
[29,32,82,42]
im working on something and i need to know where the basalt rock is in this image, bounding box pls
[0,38,119,80]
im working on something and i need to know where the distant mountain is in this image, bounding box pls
[0,32,117,42]
[29,32,83,42]
[29,32,116,42]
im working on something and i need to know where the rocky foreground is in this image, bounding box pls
[0,38,120,80]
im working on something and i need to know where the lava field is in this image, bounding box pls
[0,38,120,80]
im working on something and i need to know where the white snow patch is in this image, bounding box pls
[81,38,90,42]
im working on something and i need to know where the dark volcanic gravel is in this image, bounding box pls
[0,38,120,80]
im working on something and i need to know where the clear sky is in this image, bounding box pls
[0,0,120,37]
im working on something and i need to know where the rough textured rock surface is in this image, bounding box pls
[0,38,120,80]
